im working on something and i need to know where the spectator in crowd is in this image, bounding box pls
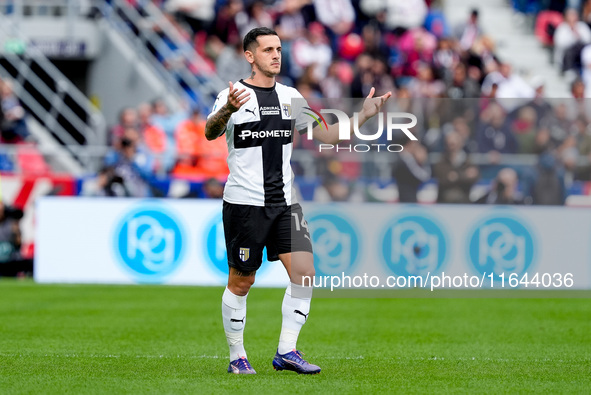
[360,0,428,34]
[164,0,216,36]
[216,39,252,84]
[432,37,460,82]
[553,8,591,73]
[290,22,333,81]
[393,140,431,202]
[538,102,574,152]
[350,53,377,98]
[481,61,510,97]
[314,0,355,36]
[581,44,591,97]
[314,0,355,51]
[0,202,32,277]
[236,0,275,39]
[368,56,396,97]
[202,177,224,199]
[574,115,591,155]
[495,63,536,101]
[511,106,540,154]
[211,0,243,47]
[531,153,566,205]
[274,0,308,78]
[400,27,437,77]
[274,0,307,44]
[82,165,129,197]
[314,175,355,202]
[567,78,591,120]
[110,107,138,147]
[0,79,29,143]
[408,62,445,98]
[433,130,479,203]
[445,62,480,99]
[171,107,229,181]
[476,102,518,154]
[359,22,389,58]
[103,128,155,197]
[454,8,483,51]
[524,76,553,124]
[150,99,188,172]
[475,167,524,204]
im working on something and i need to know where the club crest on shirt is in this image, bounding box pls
[239,247,250,262]
[282,104,291,117]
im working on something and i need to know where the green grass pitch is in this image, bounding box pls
[0,280,589,394]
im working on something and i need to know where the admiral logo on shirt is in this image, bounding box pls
[260,106,280,116]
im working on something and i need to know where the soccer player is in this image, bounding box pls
[205,27,391,375]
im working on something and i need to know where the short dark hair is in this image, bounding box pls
[243,27,279,52]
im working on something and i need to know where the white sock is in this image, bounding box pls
[222,287,248,361]
[278,282,313,355]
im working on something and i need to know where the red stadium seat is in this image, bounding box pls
[16,144,50,175]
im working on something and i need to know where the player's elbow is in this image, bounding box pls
[205,132,216,141]
[205,128,221,141]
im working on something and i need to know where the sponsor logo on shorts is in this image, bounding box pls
[204,213,271,277]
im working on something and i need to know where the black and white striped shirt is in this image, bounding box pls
[208,79,309,207]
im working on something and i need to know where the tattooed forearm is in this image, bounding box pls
[205,104,235,140]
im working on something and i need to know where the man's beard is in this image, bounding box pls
[254,59,280,77]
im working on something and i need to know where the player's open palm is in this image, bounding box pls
[361,87,392,120]
[227,81,250,112]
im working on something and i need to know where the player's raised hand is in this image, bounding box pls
[227,81,250,112]
[360,87,392,120]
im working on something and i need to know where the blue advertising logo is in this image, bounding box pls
[381,214,447,276]
[308,212,359,276]
[468,215,535,279]
[204,213,270,276]
[115,205,185,283]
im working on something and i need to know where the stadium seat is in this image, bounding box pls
[16,145,50,174]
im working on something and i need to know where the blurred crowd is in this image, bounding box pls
[93,0,591,204]
[5,0,591,204]
[529,0,591,92]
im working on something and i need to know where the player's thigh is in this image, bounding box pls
[271,204,314,279]
[269,203,313,254]
[223,202,270,273]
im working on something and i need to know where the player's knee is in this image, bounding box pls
[232,277,255,295]
[300,267,315,281]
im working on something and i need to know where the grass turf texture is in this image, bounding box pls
[0,280,589,394]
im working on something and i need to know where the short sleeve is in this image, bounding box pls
[207,88,229,120]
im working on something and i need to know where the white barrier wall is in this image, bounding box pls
[35,197,591,289]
